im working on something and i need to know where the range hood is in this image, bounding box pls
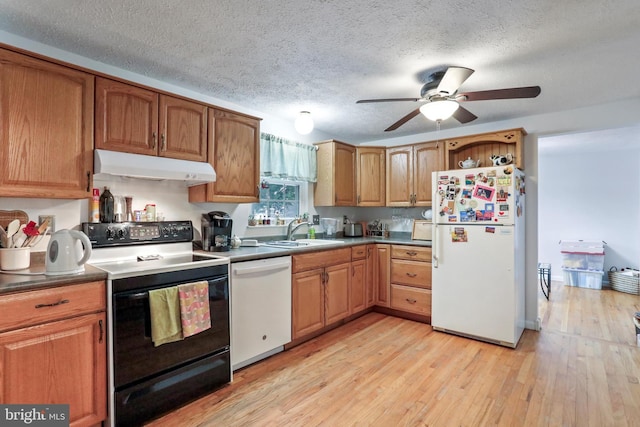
[94,149,216,186]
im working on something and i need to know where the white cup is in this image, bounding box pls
[0,247,31,270]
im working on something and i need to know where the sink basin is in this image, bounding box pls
[262,239,344,249]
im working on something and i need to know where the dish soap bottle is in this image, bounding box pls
[308,225,316,239]
[99,186,114,223]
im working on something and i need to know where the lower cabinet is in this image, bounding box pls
[374,244,391,307]
[292,248,352,340]
[0,281,107,427]
[350,246,367,314]
[389,245,432,316]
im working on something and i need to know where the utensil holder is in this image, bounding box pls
[0,247,30,270]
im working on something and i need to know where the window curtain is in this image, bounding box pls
[260,133,317,183]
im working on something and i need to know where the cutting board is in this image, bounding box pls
[0,210,29,230]
[411,220,432,241]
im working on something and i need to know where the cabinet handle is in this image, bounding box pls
[99,319,104,343]
[35,299,69,309]
[86,171,91,192]
[405,298,417,304]
[357,195,361,204]
[406,251,418,256]
[367,247,371,258]
[406,272,417,278]
[161,133,166,151]
[152,132,157,149]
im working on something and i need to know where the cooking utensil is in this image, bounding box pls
[12,223,27,248]
[6,219,20,247]
[0,227,8,248]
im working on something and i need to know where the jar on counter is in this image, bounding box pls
[145,204,156,221]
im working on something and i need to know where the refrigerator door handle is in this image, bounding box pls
[433,223,439,268]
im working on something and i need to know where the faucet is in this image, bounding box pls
[286,220,311,241]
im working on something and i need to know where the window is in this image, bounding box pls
[251,179,301,219]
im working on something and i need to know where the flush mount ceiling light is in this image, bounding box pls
[294,111,314,135]
[419,99,460,122]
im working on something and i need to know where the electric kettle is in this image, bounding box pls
[45,229,92,275]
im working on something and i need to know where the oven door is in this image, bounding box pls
[113,275,229,389]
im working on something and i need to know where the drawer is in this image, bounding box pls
[391,259,431,289]
[391,284,431,316]
[292,247,352,273]
[351,245,367,260]
[0,281,106,332]
[391,245,432,262]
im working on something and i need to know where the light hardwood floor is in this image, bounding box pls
[149,282,640,426]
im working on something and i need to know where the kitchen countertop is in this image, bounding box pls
[0,263,108,295]
[212,235,432,263]
[0,235,430,294]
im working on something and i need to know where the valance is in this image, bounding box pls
[260,133,317,183]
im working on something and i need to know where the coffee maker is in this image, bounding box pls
[201,211,233,252]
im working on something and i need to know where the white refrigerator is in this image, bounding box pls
[431,165,525,348]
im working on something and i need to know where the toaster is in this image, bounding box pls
[344,223,363,237]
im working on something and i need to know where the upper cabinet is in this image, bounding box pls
[95,77,207,162]
[356,147,386,206]
[386,141,444,207]
[0,48,94,198]
[444,128,525,170]
[189,109,261,203]
[314,140,356,206]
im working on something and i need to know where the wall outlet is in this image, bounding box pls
[312,215,320,225]
[39,215,55,233]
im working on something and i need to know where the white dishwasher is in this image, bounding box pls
[231,256,292,370]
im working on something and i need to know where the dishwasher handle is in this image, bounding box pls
[233,259,291,276]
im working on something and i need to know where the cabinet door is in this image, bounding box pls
[334,143,356,206]
[325,262,351,324]
[413,141,444,205]
[350,259,367,314]
[356,147,385,206]
[386,146,413,206]
[0,312,107,426]
[365,245,376,308]
[190,109,260,203]
[374,244,391,306]
[159,95,208,162]
[95,77,159,156]
[0,48,93,198]
[292,269,325,339]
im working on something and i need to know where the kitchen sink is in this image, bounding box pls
[295,239,344,246]
[262,239,344,248]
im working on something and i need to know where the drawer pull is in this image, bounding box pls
[405,298,417,304]
[35,299,70,309]
[406,273,417,278]
[406,251,418,256]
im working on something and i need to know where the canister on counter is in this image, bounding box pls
[145,204,156,221]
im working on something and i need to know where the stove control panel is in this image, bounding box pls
[82,221,193,247]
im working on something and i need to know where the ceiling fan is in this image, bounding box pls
[356,66,541,131]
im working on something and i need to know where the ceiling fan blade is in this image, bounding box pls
[436,67,474,96]
[384,108,421,132]
[452,106,478,124]
[458,86,541,101]
[356,97,420,103]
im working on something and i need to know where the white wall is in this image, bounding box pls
[538,127,640,280]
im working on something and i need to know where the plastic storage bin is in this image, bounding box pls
[562,268,604,289]
[560,240,605,271]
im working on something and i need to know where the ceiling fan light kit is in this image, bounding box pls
[356,66,541,131]
[419,100,459,121]
[294,111,314,135]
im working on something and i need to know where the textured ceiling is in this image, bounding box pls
[0,0,639,143]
